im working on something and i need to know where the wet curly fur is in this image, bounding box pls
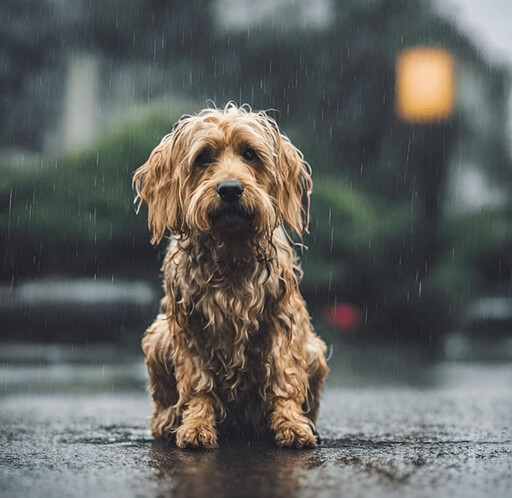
[133,103,329,448]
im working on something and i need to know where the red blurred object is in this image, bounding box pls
[324,303,362,331]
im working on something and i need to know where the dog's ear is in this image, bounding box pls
[133,132,183,245]
[275,132,313,237]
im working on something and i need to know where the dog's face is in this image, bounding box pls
[133,105,312,244]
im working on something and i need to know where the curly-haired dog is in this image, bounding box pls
[133,104,329,448]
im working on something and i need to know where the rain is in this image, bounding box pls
[1,0,512,496]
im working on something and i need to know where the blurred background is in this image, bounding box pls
[2,0,512,362]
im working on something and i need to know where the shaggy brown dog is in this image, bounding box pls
[133,104,328,448]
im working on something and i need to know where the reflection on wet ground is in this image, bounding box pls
[148,441,326,498]
[1,343,511,497]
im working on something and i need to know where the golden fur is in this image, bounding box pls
[133,103,328,448]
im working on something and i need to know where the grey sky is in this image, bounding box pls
[437,0,512,68]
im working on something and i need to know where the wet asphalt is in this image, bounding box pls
[0,343,511,498]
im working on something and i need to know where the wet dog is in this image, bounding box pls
[133,103,328,448]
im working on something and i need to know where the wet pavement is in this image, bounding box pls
[1,343,511,498]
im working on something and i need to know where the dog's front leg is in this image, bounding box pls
[143,315,219,448]
[172,351,220,449]
[142,315,180,441]
[175,393,218,449]
[267,339,318,448]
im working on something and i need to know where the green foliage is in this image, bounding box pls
[433,207,512,303]
[303,175,412,289]
[2,109,181,242]
[442,208,512,262]
[1,106,189,279]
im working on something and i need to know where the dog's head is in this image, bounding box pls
[133,103,312,245]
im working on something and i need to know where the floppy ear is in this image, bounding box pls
[133,133,183,244]
[275,132,313,238]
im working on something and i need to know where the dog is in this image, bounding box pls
[133,103,329,448]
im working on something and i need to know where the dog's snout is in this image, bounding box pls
[216,180,244,204]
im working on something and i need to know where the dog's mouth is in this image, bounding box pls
[210,203,254,230]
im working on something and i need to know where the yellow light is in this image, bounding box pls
[396,47,456,123]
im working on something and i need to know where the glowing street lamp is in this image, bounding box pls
[395,47,457,286]
[395,47,455,123]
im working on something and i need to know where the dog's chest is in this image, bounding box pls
[213,337,270,436]
[175,255,280,400]
[190,301,271,380]
[183,262,278,335]
[187,283,273,401]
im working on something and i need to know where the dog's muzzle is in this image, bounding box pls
[211,180,253,228]
[216,180,244,204]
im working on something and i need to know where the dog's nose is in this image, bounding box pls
[216,180,244,204]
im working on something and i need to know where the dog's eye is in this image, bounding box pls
[195,150,212,167]
[242,146,258,162]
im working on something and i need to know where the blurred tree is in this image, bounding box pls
[82,0,215,61]
[1,108,183,281]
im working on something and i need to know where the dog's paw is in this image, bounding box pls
[176,422,218,449]
[151,406,178,442]
[274,421,318,449]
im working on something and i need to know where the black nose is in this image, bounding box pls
[216,180,244,204]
